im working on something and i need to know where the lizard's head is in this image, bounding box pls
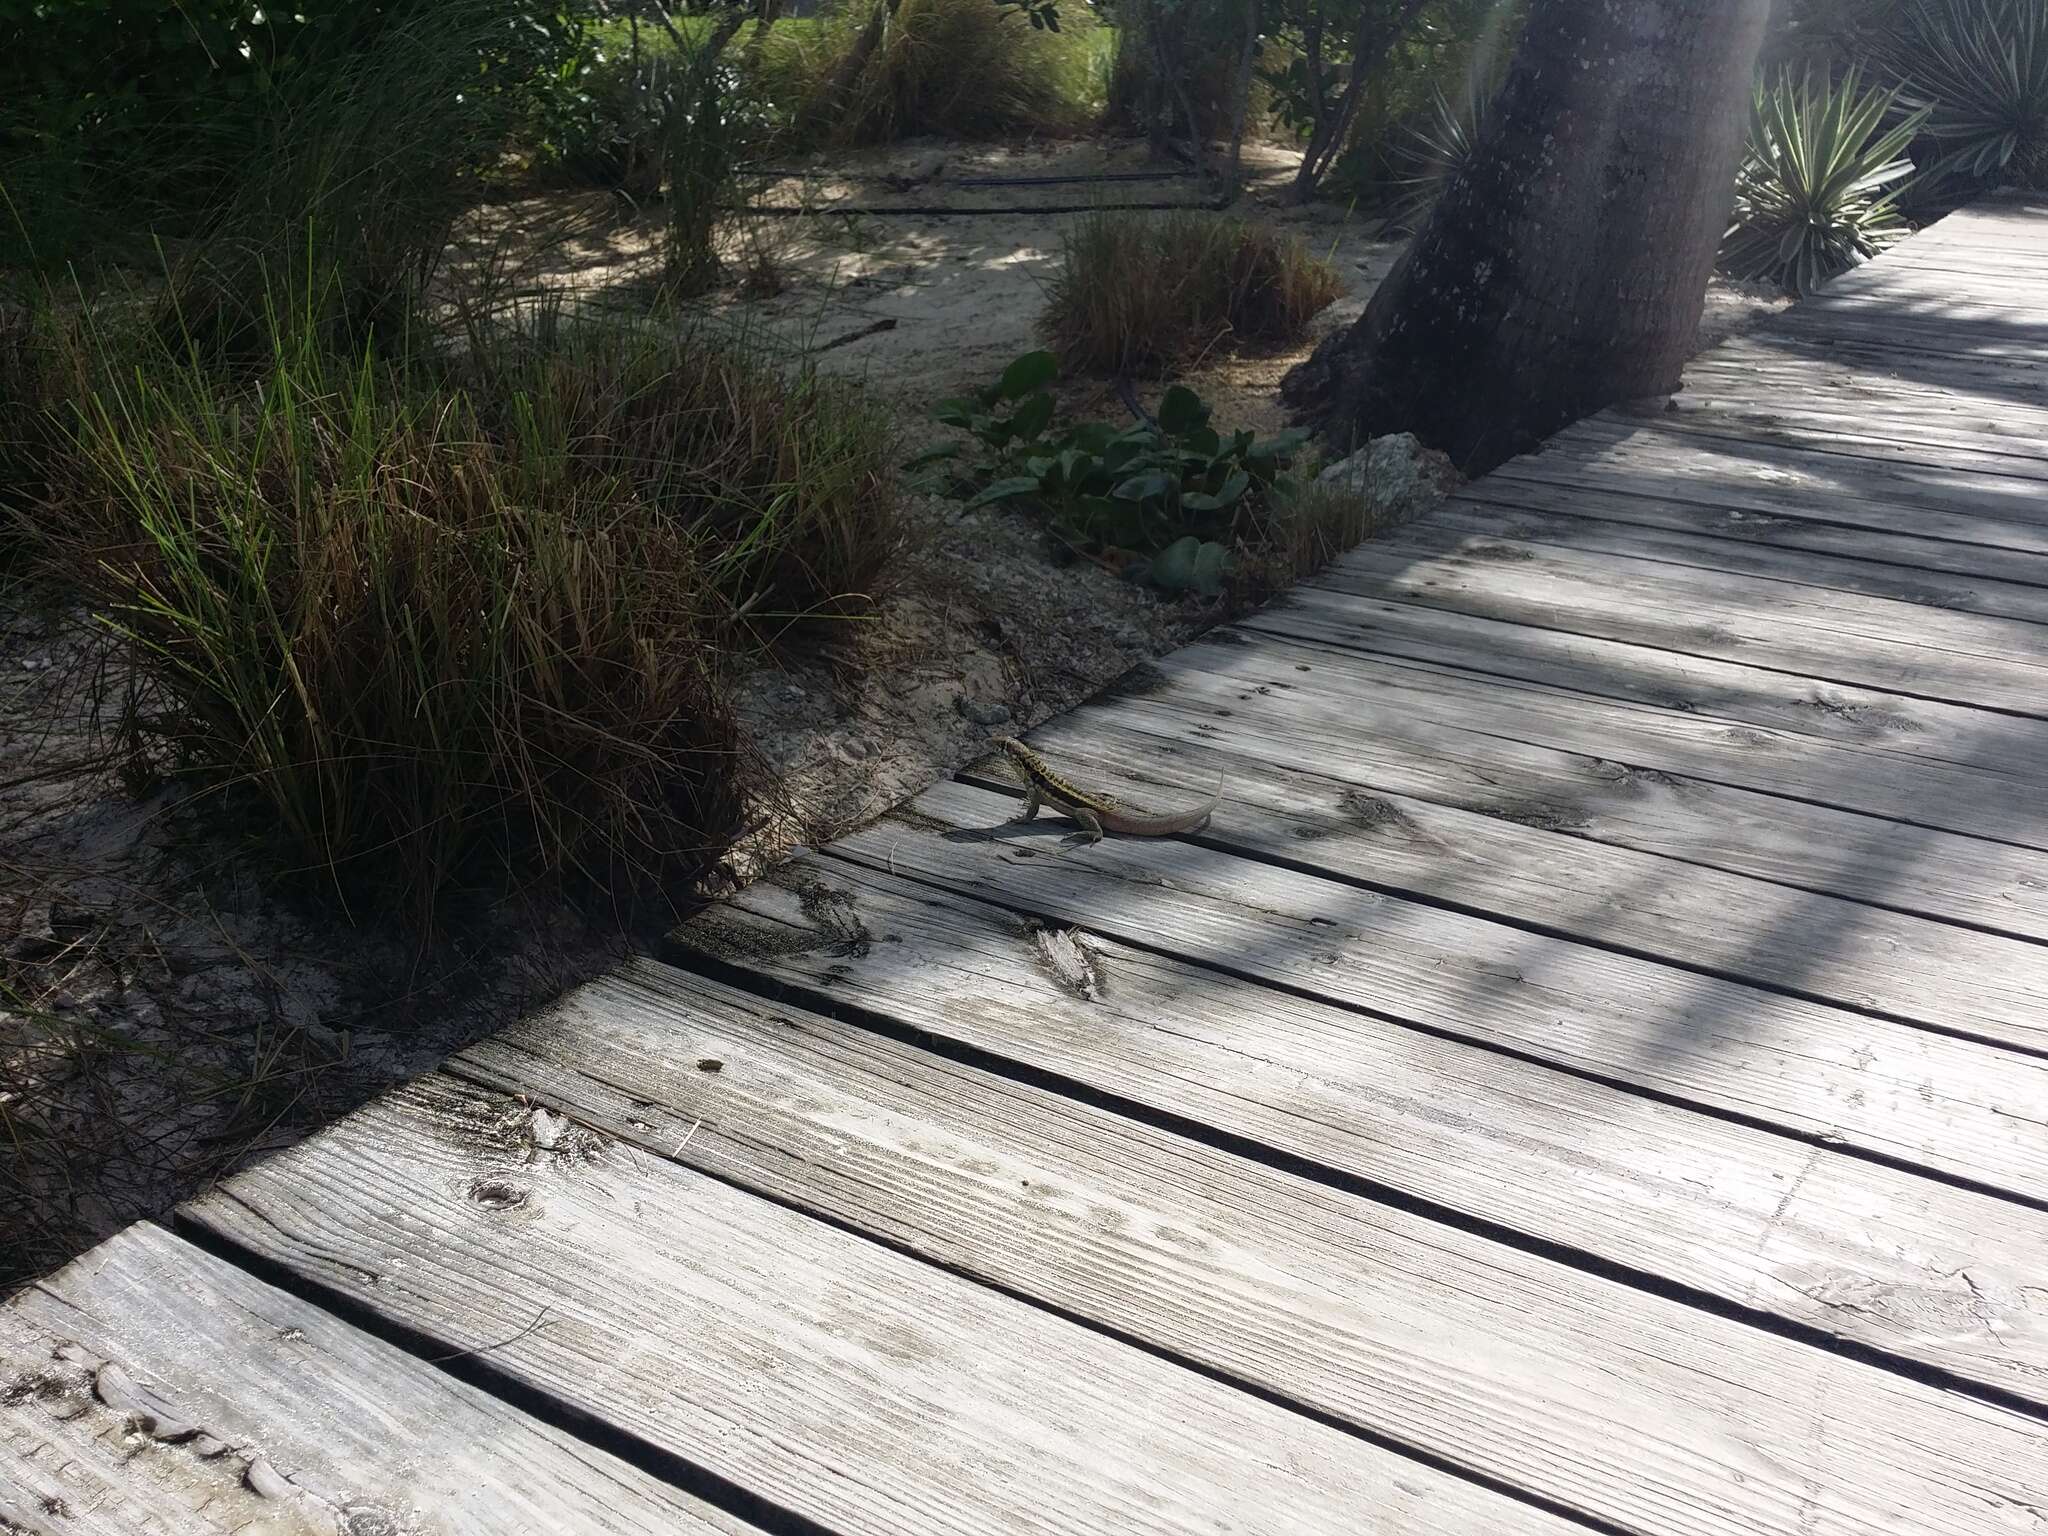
[993,736,1027,758]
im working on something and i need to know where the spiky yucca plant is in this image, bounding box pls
[1722,66,1930,296]
[1889,0,2048,186]
[1386,85,1490,233]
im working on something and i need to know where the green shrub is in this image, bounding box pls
[0,2,583,278]
[1888,0,2048,187]
[1722,66,1928,295]
[26,305,898,926]
[1107,0,1248,145]
[914,349,1310,594]
[1044,210,1343,376]
[769,0,1104,145]
[164,0,547,360]
[1298,0,1522,210]
[465,312,903,625]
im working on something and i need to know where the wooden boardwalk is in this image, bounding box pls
[9,195,2048,1535]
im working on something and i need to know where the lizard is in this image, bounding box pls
[993,736,1219,842]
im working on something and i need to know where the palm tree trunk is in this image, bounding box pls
[1281,0,1772,472]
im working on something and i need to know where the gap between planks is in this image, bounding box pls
[177,1071,1598,1536]
[0,1221,762,1536]
[658,871,2048,1407]
[811,778,2048,1203]
[438,956,2048,1536]
[957,706,2048,1050]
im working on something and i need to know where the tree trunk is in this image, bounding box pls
[1281,0,1771,473]
[742,0,784,72]
[802,0,902,140]
[1225,0,1262,195]
[1287,0,1430,203]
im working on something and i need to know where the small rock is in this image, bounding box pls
[956,698,1011,727]
[1316,432,1458,527]
[778,684,807,705]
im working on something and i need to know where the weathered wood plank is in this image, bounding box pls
[1217,616,2048,851]
[1692,328,2048,401]
[661,869,2048,1402]
[817,779,2048,1190]
[1313,523,2048,715]
[449,958,2048,1530]
[1530,418,2048,509]
[975,706,2048,1043]
[1623,388,2048,469]
[0,1222,755,1536]
[1276,568,2048,777]
[1083,648,2048,941]
[1664,366,2048,435]
[1457,474,2048,587]
[183,1074,1578,1536]
[1420,501,2048,625]
[1702,333,2048,391]
[1594,405,2048,480]
[1767,306,2048,365]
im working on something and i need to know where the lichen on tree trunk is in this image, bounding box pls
[1282,0,1772,474]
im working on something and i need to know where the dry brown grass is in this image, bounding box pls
[1044,210,1344,377]
[22,306,899,928]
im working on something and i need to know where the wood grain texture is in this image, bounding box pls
[1499,423,2048,530]
[1172,623,2048,881]
[1576,404,2048,482]
[0,1222,753,1536]
[1642,382,2048,469]
[446,957,2048,1535]
[181,1076,1579,1536]
[1459,467,2048,577]
[1416,501,2048,625]
[1313,522,2048,715]
[663,871,2048,1402]
[1090,649,2048,941]
[1247,579,2048,788]
[982,705,2048,1044]
[815,779,2048,1193]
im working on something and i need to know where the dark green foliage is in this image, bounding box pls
[0,2,584,274]
[914,349,1309,595]
[1272,0,1522,207]
[1722,66,1927,294]
[1888,0,2048,186]
[768,0,1104,147]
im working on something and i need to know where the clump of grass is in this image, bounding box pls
[769,0,1104,145]
[29,305,898,927]
[465,310,903,626]
[165,0,532,360]
[1044,210,1343,377]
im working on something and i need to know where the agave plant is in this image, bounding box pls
[1888,0,2048,187]
[1722,66,1930,296]
[1385,85,1489,232]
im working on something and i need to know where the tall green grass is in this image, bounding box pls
[164,0,536,359]
[1044,210,1343,376]
[26,302,896,926]
[764,0,1106,145]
